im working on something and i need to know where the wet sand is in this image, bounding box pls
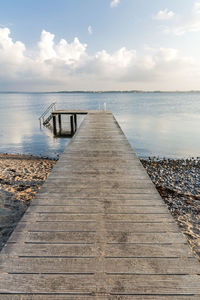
[0,153,56,250]
[0,153,199,260]
[141,158,200,260]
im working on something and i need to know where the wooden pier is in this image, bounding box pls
[0,111,200,299]
[51,110,88,136]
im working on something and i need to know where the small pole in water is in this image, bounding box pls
[104,102,107,111]
[99,103,101,110]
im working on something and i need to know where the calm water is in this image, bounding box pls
[0,92,200,159]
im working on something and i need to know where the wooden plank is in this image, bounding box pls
[9,231,185,244]
[28,206,168,214]
[0,273,95,293]
[104,222,179,233]
[1,243,95,257]
[0,296,198,300]
[0,296,107,300]
[105,243,193,258]
[2,242,192,258]
[104,257,200,274]
[15,221,97,232]
[44,180,154,187]
[0,257,95,273]
[32,199,166,206]
[29,206,101,214]
[37,189,162,198]
[0,273,200,294]
[39,187,158,195]
[104,274,200,294]
[21,213,98,222]
[21,213,175,222]
[106,232,185,244]
[9,231,96,243]
[0,257,198,275]
[35,193,162,200]
[15,221,178,233]
[52,110,88,115]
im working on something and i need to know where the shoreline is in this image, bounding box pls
[0,153,199,260]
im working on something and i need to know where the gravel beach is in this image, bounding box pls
[141,157,200,260]
[0,153,55,250]
[0,153,199,260]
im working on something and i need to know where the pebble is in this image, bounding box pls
[141,157,200,260]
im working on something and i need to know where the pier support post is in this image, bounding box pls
[70,115,74,135]
[58,114,62,133]
[53,115,57,135]
[74,114,77,131]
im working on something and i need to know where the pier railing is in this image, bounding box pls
[39,102,56,126]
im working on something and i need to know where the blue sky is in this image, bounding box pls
[0,0,200,91]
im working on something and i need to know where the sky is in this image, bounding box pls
[0,0,200,91]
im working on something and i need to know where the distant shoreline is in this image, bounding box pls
[1,90,200,94]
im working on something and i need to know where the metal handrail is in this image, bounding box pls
[39,102,56,125]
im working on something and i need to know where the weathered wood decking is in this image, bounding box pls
[0,111,200,299]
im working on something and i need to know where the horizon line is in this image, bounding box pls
[1,90,200,94]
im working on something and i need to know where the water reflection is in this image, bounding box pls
[0,92,200,158]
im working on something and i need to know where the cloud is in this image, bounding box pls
[153,8,175,20]
[38,30,57,61]
[110,0,120,8]
[0,27,198,91]
[38,30,87,65]
[163,2,200,35]
[88,25,93,35]
[96,47,136,68]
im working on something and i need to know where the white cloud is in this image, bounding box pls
[88,25,93,35]
[153,8,175,20]
[193,1,200,14]
[38,29,87,66]
[0,27,198,91]
[96,47,136,68]
[164,2,200,35]
[38,30,57,61]
[55,37,87,65]
[154,48,179,62]
[110,0,120,8]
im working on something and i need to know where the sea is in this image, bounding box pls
[0,91,200,159]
